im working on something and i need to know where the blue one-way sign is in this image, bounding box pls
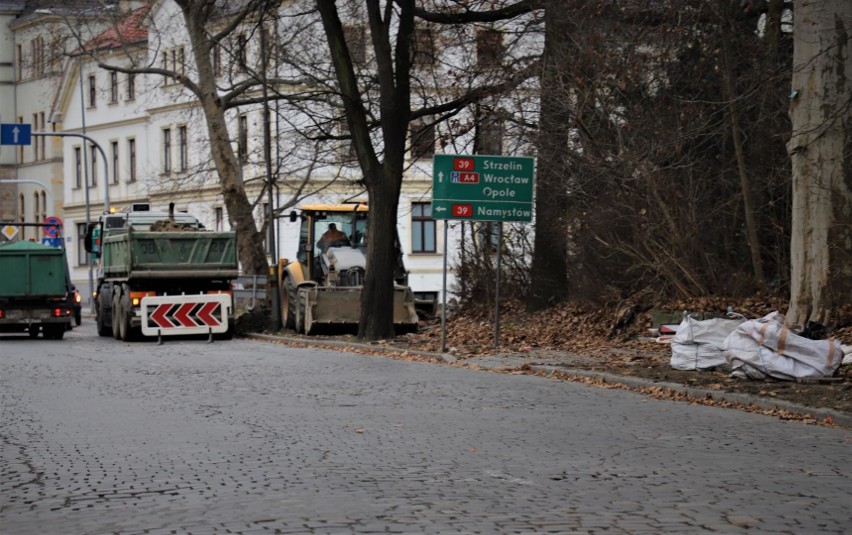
[0,123,32,145]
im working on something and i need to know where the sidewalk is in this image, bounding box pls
[246,332,852,428]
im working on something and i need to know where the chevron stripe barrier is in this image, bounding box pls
[141,293,232,336]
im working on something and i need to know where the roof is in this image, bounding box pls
[299,203,369,213]
[14,0,104,20]
[82,2,149,52]
[0,2,26,13]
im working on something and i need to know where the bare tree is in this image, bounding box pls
[315,0,540,339]
[72,0,334,275]
[525,1,794,308]
[786,0,852,326]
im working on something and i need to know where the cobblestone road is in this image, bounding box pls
[1,325,850,534]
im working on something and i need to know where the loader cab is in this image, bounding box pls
[298,207,368,282]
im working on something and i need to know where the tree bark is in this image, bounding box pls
[177,0,269,275]
[527,0,572,311]
[787,0,852,326]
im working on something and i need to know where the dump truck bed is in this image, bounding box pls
[0,241,68,297]
[102,228,238,280]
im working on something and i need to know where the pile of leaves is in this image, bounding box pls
[388,296,852,419]
[405,296,852,357]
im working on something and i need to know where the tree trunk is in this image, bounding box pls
[316,0,413,340]
[360,174,403,340]
[721,34,765,288]
[527,0,572,311]
[787,0,852,326]
[180,2,269,275]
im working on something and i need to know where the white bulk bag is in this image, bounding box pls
[670,314,745,370]
[722,312,843,380]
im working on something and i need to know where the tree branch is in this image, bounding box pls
[409,0,541,24]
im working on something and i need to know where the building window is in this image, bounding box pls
[127,72,135,100]
[413,28,435,69]
[338,117,357,163]
[161,51,169,85]
[215,207,224,231]
[90,147,97,187]
[77,223,90,266]
[40,191,47,221]
[238,115,248,163]
[19,194,25,225]
[212,43,221,76]
[178,47,185,77]
[109,71,118,103]
[476,222,500,251]
[16,44,22,80]
[162,128,172,174]
[160,46,185,85]
[31,37,44,77]
[237,34,248,69]
[128,138,136,182]
[409,118,435,160]
[33,192,40,223]
[344,26,366,64]
[16,116,23,163]
[478,114,504,155]
[88,74,97,107]
[178,125,188,172]
[31,113,40,161]
[411,202,436,253]
[111,141,119,184]
[74,146,82,188]
[262,202,270,254]
[38,112,45,160]
[476,29,504,68]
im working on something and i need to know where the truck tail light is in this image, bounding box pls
[0,309,4,319]
[52,308,70,317]
[130,291,156,307]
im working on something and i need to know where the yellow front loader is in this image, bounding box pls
[277,203,418,334]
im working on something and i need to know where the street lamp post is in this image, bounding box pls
[31,131,110,312]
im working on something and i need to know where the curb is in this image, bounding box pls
[245,333,852,428]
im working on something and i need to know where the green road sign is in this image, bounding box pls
[432,154,535,222]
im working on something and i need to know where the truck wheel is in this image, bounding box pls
[96,295,111,337]
[112,293,122,340]
[119,297,135,342]
[281,276,297,330]
[28,327,39,338]
[295,289,305,334]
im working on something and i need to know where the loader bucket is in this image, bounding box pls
[298,284,419,335]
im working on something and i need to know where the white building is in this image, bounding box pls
[13,0,543,307]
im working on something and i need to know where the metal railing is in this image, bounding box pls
[233,275,267,311]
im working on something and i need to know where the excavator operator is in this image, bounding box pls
[318,223,349,252]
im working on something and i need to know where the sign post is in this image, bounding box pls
[432,154,536,351]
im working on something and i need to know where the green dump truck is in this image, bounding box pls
[85,205,238,341]
[0,230,74,340]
